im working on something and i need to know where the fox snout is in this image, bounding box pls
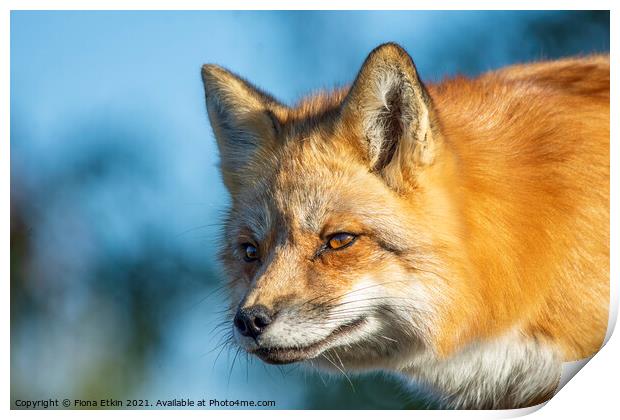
[233,304,273,340]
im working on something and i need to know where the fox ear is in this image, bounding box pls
[340,43,437,186]
[201,65,285,194]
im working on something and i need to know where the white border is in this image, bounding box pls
[3,2,617,420]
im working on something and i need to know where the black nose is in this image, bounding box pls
[234,305,273,339]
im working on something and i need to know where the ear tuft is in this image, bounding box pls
[340,43,437,181]
[362,65,417,171]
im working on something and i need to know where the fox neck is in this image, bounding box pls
[399,140,489,357]
[397,329,562,409]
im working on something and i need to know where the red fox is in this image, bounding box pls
[200,43,609,409]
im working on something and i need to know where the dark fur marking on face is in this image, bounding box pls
[376,239,406,256]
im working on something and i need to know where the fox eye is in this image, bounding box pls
[241,243,259,262]
[327,233,357,250]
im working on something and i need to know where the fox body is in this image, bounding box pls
[200,44,609,409]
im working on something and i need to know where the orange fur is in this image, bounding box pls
[428,56,609,359]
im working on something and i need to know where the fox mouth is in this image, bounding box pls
[251,317,367,365]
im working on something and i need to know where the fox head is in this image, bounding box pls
[201,43,479,370]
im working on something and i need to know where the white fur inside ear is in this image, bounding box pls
[358,64,433,172]
[361,67,404,168]
[377,70,399,110]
